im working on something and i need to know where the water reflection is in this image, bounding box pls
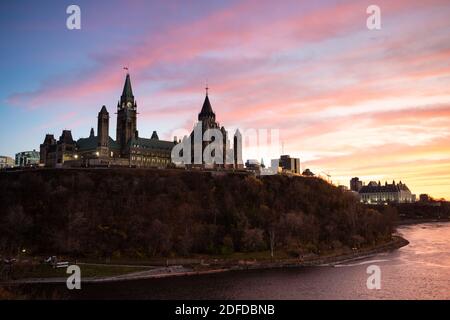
[28,222,450,299]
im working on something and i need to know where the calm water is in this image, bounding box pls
[35,222,450,299]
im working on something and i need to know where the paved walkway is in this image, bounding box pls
[2,265,195,285]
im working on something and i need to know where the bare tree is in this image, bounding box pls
[269,228,276,259]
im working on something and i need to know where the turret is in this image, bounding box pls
[97,105,109,157]
[198,86,216,124]
[151,131,159,140]
[40,134,56,165]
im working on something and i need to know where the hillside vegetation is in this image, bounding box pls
[0,169,397,258]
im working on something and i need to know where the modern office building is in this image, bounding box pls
[272,155,300,175]
[15,150,40,167]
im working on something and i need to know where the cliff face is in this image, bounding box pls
[0,169,396,258]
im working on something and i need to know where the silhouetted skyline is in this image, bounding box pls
[1,0,449,199]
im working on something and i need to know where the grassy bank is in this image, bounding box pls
[1,262,151,282]
[2,235,408,285]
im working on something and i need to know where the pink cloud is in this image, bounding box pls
[5,0,450,199]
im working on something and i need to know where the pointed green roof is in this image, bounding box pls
[198,94,215,120]
[151,131,159,140]
[129,137,174,151]
[99,105,108,114]
[77,135,120,151]
[121,73,134,103]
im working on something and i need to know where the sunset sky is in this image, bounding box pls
[1,0,449,199]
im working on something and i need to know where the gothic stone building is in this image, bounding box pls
[40,73,175,168]
[183,89,243,169]
[40,131,76,167]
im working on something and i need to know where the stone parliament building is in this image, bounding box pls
[40,73,243,169]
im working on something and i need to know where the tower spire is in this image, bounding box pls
[198,86,215,121]
[117,71,137,152]
[121,72,134,104]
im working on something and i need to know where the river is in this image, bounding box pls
[30,222,450,299]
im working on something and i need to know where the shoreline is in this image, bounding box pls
[396,218,450,226]
[3,236,409,285]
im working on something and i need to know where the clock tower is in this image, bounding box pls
[116,73,138,154]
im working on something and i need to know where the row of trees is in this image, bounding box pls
[0,169,397,258]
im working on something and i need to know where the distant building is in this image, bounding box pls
[245,159,262,174]
[273,155,300,175]
[267,159,281,174]
[350,177,363,192]
[15,150,40,167]
[419,194,431,202]
[0,156,14,169]
[359,180,415,204]
[302,168,314,176]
